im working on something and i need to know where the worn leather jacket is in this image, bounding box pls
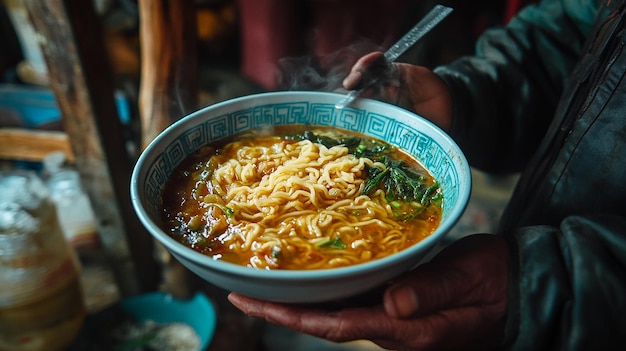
[435,0,626,349]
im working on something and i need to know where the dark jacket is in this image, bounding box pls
[435,0,626,349]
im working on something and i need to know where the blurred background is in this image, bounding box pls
[0,0,528,350]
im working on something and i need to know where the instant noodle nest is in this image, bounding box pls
[131,91,471,303]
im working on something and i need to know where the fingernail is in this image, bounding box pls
[386,285,418,318]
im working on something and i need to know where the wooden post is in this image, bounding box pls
[138,0,198,148]
[137,0,199,298]
[24,0,160,296]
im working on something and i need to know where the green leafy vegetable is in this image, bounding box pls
[315,238,347,249]
[271,246,282,259]
[363,157,441,221]
[362,166,389,195]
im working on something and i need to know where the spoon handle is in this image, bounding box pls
[384,4,453,62]
[335,4,453,109]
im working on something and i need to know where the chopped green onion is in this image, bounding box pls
[315,238,346,249]
[207,203,234,217]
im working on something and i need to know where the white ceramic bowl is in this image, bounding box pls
[131,91,471,303]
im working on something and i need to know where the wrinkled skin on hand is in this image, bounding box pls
[342,51,454,132]
[228,234,509,351]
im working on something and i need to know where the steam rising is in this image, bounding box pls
[276,39,384,93]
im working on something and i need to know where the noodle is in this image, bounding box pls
[161,126,442,270]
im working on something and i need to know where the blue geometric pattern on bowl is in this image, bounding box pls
[143,101,459,217]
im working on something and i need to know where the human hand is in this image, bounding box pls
[228,234,509,351]
[343,51,453,131]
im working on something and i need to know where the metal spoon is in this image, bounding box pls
[334,4,453,109]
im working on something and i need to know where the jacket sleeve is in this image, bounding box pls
[433,0,600,173]
[502,214,626,350]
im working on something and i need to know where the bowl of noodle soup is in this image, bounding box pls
[131,91,471,303]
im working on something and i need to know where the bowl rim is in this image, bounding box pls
[130,91,471,280]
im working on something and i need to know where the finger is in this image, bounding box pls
[341,304,503,351]
[434,304,505,350]
[228,293,349,337]
[229,293,401,343]
[342,51,385,89]
[404,305,505,351]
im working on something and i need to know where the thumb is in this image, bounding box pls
[383,234,509,319]
[383,261,471,318]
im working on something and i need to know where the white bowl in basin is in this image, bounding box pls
[130,91,471,303]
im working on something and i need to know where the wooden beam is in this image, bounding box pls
[0,128,75,163]
[24,0,160,296]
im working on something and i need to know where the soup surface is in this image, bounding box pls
[160,125,443,270]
